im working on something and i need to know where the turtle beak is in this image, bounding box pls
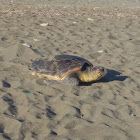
[94,66,107,79]
[100,67,107,75]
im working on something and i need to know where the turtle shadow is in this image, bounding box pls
[79,69,128,86]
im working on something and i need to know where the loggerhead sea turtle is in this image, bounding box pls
[32,55,107,86]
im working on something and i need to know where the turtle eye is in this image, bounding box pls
[100,67,105,72]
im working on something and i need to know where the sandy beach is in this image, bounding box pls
[0,1,140,140]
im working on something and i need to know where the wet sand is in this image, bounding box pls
[0,1,140,140]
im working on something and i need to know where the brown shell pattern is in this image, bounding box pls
[32,55,92,78]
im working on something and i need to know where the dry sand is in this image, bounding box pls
[0,1,140,140]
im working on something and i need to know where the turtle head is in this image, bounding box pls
[90,66,107,81]
[79,65,107,82]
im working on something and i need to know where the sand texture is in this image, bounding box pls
[0,0,140,8]
[0,3,140,140]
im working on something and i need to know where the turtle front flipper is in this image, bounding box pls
[44,77,79,86]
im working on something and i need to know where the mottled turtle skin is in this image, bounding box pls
[32,55,107,86]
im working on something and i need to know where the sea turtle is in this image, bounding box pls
[32,55,107,86]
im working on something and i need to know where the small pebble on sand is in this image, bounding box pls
[22,43,32,48]
[88,18,93,21]
[40,23,49,26]
[97,50,104,53]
